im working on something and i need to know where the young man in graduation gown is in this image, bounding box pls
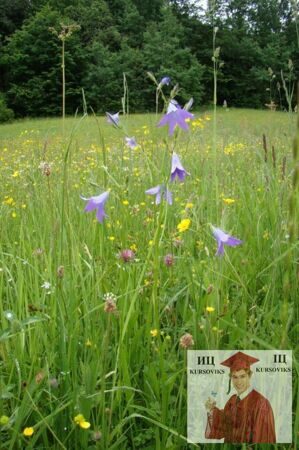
[205,351,276,443]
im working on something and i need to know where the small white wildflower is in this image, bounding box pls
[41,281,51,290]
[4,311,15,321]
[103,293,118,314]
[103,292,117,303]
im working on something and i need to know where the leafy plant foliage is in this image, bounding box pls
[0,0,298,118]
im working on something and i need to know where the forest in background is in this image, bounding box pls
[0,0,298,120]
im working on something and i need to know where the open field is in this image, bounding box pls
[0,109,298,449]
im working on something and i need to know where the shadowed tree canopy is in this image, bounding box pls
[0,0,31,43]
[0,0,297,118]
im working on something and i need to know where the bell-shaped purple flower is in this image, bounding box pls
[157,100,194,136]
[145,184,172,205]
[81,191,109,223]
[211,225,243,256]
[125,137,138,149]
[158,76,171,88]
[171,153,190,182]
[106,112,120,127]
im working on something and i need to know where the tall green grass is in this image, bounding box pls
[0,109,298,449]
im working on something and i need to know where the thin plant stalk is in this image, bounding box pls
[122,72,129,116]
[212,25,219,222]
[90,107,108,189]
[62,39,65,131]
[49,23,80,133]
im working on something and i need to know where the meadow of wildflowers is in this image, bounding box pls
[0,89,298,449]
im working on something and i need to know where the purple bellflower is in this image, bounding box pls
[158,76,171,88]
[106,112,120,127]
[145,184,172,205]
[211,225,243,256]
[125,137,138,149]
[171,153,190,182]
[81,191,109,223]
[157,100,194,136]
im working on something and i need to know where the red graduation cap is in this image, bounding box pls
[221,351,259,373]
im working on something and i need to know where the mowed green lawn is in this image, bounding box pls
[0,109,298,449]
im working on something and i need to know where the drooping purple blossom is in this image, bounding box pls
[157,100,194,136]
[81,191,109,223]
[145,184,172,205]
[125,137,138,149]
[106,112,120,127]
[171,153,190,182]
[158,76,171,87]
[211,225,243,256]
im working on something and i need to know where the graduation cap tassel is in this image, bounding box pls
[226,377,231,395]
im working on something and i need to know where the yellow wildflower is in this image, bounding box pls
[122,200,129,206]
[74,414,85,424]
[206,306,215,313]
[79,420,91,429]
[150,329,158,337]
[222,198,236,205]
[177,218,191,233]
[224,144,234,155]
[23,427,34,437]
[74,414,91,429]
[185,202,194,209]
[3,197,14,205]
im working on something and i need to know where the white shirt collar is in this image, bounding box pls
[237,386,253,400]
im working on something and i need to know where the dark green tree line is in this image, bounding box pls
[0,0,298,119]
